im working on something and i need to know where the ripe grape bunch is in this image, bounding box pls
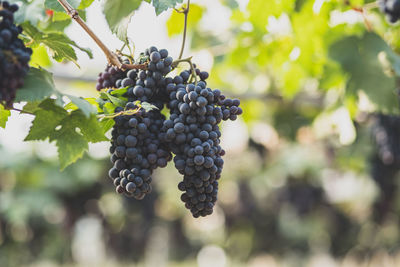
[379,0,400,23]
[371,114,400,165]
[104,46,242,217]
[0,1,32,108]
[108,104,172,200]
[96,63,127,91]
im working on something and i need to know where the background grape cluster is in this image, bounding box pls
[102,47,242,217]
[370,114,400,222]
[379,0,400,23]
[0,1,32,108]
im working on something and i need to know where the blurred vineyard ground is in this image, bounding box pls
[2,0,400,266]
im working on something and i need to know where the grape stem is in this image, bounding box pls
[172,56,198,84]
[56,0,146,70]
[175,0,190,60]
[346,0,377,31]
[97,107,140,119]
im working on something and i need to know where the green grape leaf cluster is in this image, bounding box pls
[25,99,108,170]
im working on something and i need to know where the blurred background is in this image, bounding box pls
[2,0,400,266]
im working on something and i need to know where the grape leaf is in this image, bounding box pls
[0,104,11,128]
[29,45,52,67]
[22,22,93,64]
[386,49,400,77]
[50,121,89,170]
[45,0,81,12]
[103,102,117,114]
[25,100,108,169]
[152,0,183,15]
[51,9,87,21]
[110,87,129,97]
[23,101,42,113]
[79,0,95,9]
[103,0,142,41]
[44,32,93,62]
[112,14,134,42]
[166,4,204,36]
[50,111,108,169]
[99,118,115,133]
[25,99,68,141]
[65,97,102,113]
[65,95,97,118]
[141,101,159,112]
[52,11,70,21]
[96,97,107,109]
[329,32,399,114]
[57,111,108,143]
[80,115,109,142]
[100,92,127,107]
[15,67,60,103]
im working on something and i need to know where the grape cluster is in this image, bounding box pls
[108,103,172,199]
[0,1,32,108]
[104,46,242,217]
[96,59,130,91]
[379,0,400,23]
[161,72,242,217]
[371,114,400,165]
[370,114,400,222]
[124,47,173,107]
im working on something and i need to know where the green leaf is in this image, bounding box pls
[25,99,68,141]
[45,0,81,12]
[60,111,108,143]
[329,32,399,114]
[29,45,52,67]
[141,101,159,112]
[166,4,204,36]
[43,32,93,63]
[96,97,107,109]
[99,118,115,133]
[103,102,117,114]
[0,104,11,128]
[100,92,127,107]
[25,100,107,170]
[79,115,109,142]
[113,14,133,41]
[152,0,183,15]
[65,95,97,118]
[110,86,129,97]
[51,122,88,170]
[51,11,71,21]
[15,67,58,103]
[386,49,400,77]
[103,0,142,41]
[79,0,95,9]
[80,115,109,143]
[23,101,42,114]
[22,22,93,64]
